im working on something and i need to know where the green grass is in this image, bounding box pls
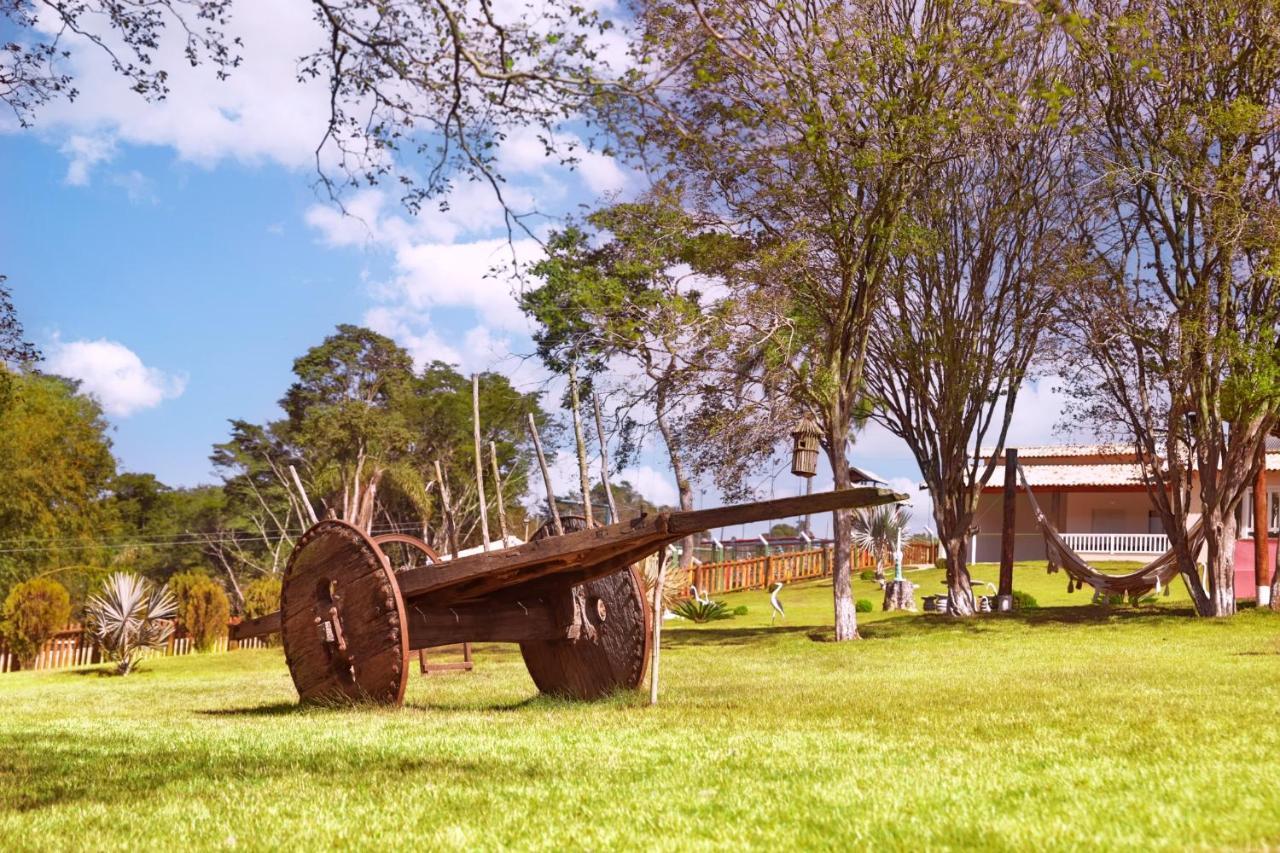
[2,564,1278,851]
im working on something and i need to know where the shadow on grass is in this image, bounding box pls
[61,666,116,678]
[857,604,1199,640]
[199,702,313,717]
[662,625,813,647]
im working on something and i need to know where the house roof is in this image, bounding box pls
[1017,462,1147,489]
[982,444,1136,460]
[987,449,1280,490]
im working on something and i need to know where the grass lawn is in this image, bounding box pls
[2,562,1278,850]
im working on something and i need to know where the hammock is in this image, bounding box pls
[1015,463,1204,601]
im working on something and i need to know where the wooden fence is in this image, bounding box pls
[0,624,269,674]
[688,541,940,597]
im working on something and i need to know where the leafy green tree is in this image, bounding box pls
[1055,0,1280,616]
[1,577,71,669]
[614,0,1013,639]
[281,325,424,532]
[0,372,117,600]
[0,276,40,417]
[523,195,709,565]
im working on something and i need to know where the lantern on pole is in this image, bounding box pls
[790,415,822,478]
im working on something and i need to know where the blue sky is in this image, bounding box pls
[1,0,1077,534]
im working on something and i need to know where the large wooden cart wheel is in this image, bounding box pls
[373,533,442,572]
[519,517,651,700]
[280,520,408,704]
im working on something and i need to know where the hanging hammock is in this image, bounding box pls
[1015,462,1204,601]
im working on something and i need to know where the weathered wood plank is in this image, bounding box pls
[406,597,563,647]
[229,610,281,640]
[665,487,904,534]
[395,514,669,601]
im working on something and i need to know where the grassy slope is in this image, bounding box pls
[1,564,1277,851]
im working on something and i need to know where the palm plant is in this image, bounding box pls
[640,551,690,614]
[850,505,912,585]
[84,573,177,675]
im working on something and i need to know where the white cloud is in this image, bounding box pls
[48,338,187,416]
[59,134,116,185]
[618,465,679,507]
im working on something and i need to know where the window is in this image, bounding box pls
[1241,488,1280,535]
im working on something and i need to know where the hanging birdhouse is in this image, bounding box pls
[790,414,822,478]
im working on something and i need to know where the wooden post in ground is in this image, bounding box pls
[527,414,563,535]
[649,545,670,706]
[997,448,1018,612]
[472,374,491,552]
[592,393,619,523]
[568,362,593,526]
[1254,453,1271,606]
[434,460,460,559]
[289,465,318,525]
[489,441,510,544]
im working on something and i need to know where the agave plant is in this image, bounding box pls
[850,505,912,584]
[672,597,732,623]
[84,573,178,675]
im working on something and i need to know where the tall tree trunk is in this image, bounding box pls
[1271,541,1280,611]
[1204,506,1238,617]
[933,488,976,616]
[942,534,975,615]
[592,394,619,523]
[826,430,858,641]
[568,361,593,526]
[654,390,695,569]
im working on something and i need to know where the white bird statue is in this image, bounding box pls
[769,581,785,624]
[689,584,711,605]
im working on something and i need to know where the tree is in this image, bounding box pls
[0,372,117,600]
[1,1,236,124]
[0,276,39,417]
[523,196,710,568]
[618,0,1015,639]
[862,15,1075,614]
[281,324,423,532]
[1054,0,1280,617]
[0,577,71,669]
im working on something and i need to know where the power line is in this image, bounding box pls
[0,519,433,555]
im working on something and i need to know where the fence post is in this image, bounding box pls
[763,554,773,589]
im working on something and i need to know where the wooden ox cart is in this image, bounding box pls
[232,487,903,705]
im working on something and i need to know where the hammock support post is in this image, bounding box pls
[1254,458,1272,606]
[996,448,1017,612]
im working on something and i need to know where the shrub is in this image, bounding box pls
[85,573,177,675]
[1011,590,1038,610]
[0,578,71,668]
[177,575,229,652]
[858,569,877,582]
[732,605,748,616]
[855,598,873,613]
[935,557,948,573]
[241,576,283,647]
[242,576,282,619]
[672,598,732,622]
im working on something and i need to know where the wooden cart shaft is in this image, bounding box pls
[231,486,904,645]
